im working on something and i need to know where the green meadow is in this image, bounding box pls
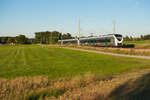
[0,45,150,79]
[124,40,150,44]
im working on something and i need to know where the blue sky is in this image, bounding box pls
[0,0,150,37]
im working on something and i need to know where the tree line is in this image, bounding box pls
[34,31,73,44]
[124,34,150,41]
[0,35,32,44]
[1,31,150,44]
[0,31,73,44]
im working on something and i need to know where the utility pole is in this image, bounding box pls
[61,32,63,45]
[77,20,80,46]
[113,20,116,34]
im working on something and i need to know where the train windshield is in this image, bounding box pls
[114,34,122,41]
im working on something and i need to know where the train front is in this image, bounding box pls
[114,34,124,47]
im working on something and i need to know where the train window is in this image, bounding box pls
[96,38,111,43]
[114,34,122,37]
[114,34,122,41]
[82,40,87,43]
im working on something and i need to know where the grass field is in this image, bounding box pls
[124,40,150,49]
[0,45,150,79]
[1,45,150,100]
[124,40,150,44]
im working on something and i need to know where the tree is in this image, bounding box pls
[34,31,62,44]
[16,35,29,44]
[1,37,8,44]
[7,37,15,44]
[140,35,144,40]
[124,36,130,41]
[143,35,150,40]
[62,33,73,39]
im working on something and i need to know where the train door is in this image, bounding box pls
[93,39,95,46]
[105,37,108,46]
[88,39,95,46]
[88,39,91,46]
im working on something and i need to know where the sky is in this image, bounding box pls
[0,0,150,38]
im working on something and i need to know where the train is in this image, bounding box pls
[58,34,123,47]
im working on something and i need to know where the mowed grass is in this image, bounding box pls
[0,45,150,79]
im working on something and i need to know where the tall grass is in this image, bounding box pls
[1,69,150,100]
[0,73,103,100]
